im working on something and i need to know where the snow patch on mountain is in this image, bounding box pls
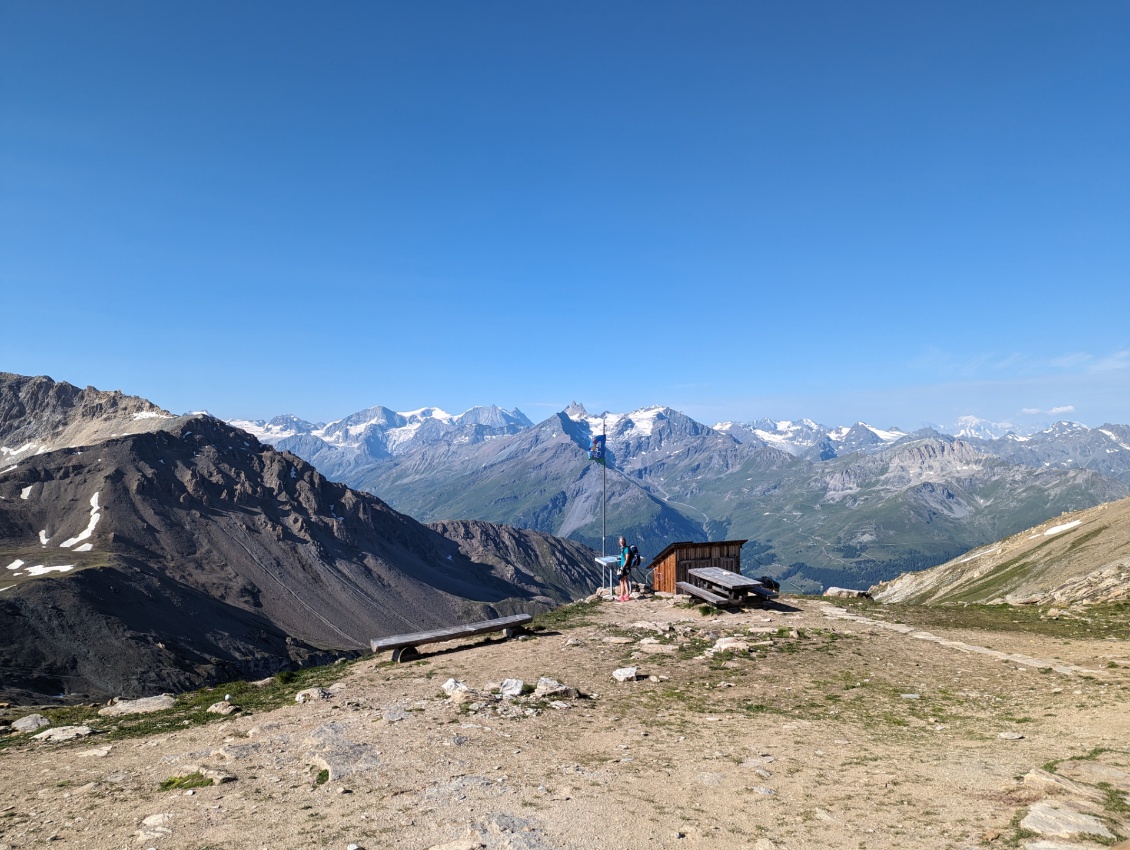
[1044,519,1082,536]
[59,492,100,549]
[1,443,37,458]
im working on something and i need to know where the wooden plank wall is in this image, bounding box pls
[653,551,678,594]
[652,542,743,594]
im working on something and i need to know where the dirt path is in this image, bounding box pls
[2,595,1128,850]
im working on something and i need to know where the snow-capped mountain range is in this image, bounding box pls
[222,400,1130,593]
[230,403,1130,486]
[231,405,531,454]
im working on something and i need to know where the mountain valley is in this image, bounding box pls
[235,402,1130,592]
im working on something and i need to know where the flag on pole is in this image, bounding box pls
[588,434,606,464]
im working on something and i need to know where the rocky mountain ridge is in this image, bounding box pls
[869,494,1130,606]
[0,374,600,702]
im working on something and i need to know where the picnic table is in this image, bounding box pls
[678,566,779,607]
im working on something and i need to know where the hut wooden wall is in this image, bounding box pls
[651,541,744,594]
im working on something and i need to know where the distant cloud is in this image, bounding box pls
[1049,353,1092,370]
[912,347,1130,381]
[1090,350,1130,372]
[1021,405,1075,416]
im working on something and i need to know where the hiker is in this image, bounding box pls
[617,536,633,601]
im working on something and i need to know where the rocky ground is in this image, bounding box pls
[1,593,1128,850]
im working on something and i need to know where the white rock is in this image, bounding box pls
[998,732,1025,740]
[1056,760,1130,792]
[532,677,577,699]
[612,667,638,682]
[1020,801,1114,839]
[98,694,175,716]
[499,679,524,698]
[441,678,469,696]
[448,688,478,705]
[12,713,50,732]
[1022,768,1105,801]
[206,700,239,715]
[823,587,871,598]
[32,725,94,742]
[141,813,171,828]
[710,637,750,653]
[295,687,332,704]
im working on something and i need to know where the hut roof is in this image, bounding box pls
[647,539,749,567]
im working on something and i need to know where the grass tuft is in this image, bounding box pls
[159,772,211,791]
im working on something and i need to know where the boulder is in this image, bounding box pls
[612,667,638,682]
[295,687,332,704]
[32,725,95,742]
[1020,801,1114,840]
[12,714,50,733]
[532,677,577,700]
[710,637,750,654]
[98,694,175,716]
[1022,768,1105,801]
[1056,760,1130,793]
[823,587,872,599]
[441,678,469,696]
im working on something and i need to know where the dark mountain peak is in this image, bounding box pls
[0,373,601,703]
[0,372,172,453]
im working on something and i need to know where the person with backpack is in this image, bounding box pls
[617,536,640,602]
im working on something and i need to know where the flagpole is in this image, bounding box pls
[602,416,607,558]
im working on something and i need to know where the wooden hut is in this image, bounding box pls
[649,540,748,595]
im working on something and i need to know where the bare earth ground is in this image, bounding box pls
[2,594,1128,850]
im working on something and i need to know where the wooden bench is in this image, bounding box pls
[676,581,729,607]
[370,613,534,662]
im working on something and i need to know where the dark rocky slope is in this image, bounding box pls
[0,375,600,702]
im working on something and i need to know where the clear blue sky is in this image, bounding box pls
[3,2,1128,431]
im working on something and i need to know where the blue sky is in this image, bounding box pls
[2,2,1128,431]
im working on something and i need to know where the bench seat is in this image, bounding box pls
[370,613,533,661]
[675,581,729,607]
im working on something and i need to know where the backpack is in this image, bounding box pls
[628,545,641,568]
